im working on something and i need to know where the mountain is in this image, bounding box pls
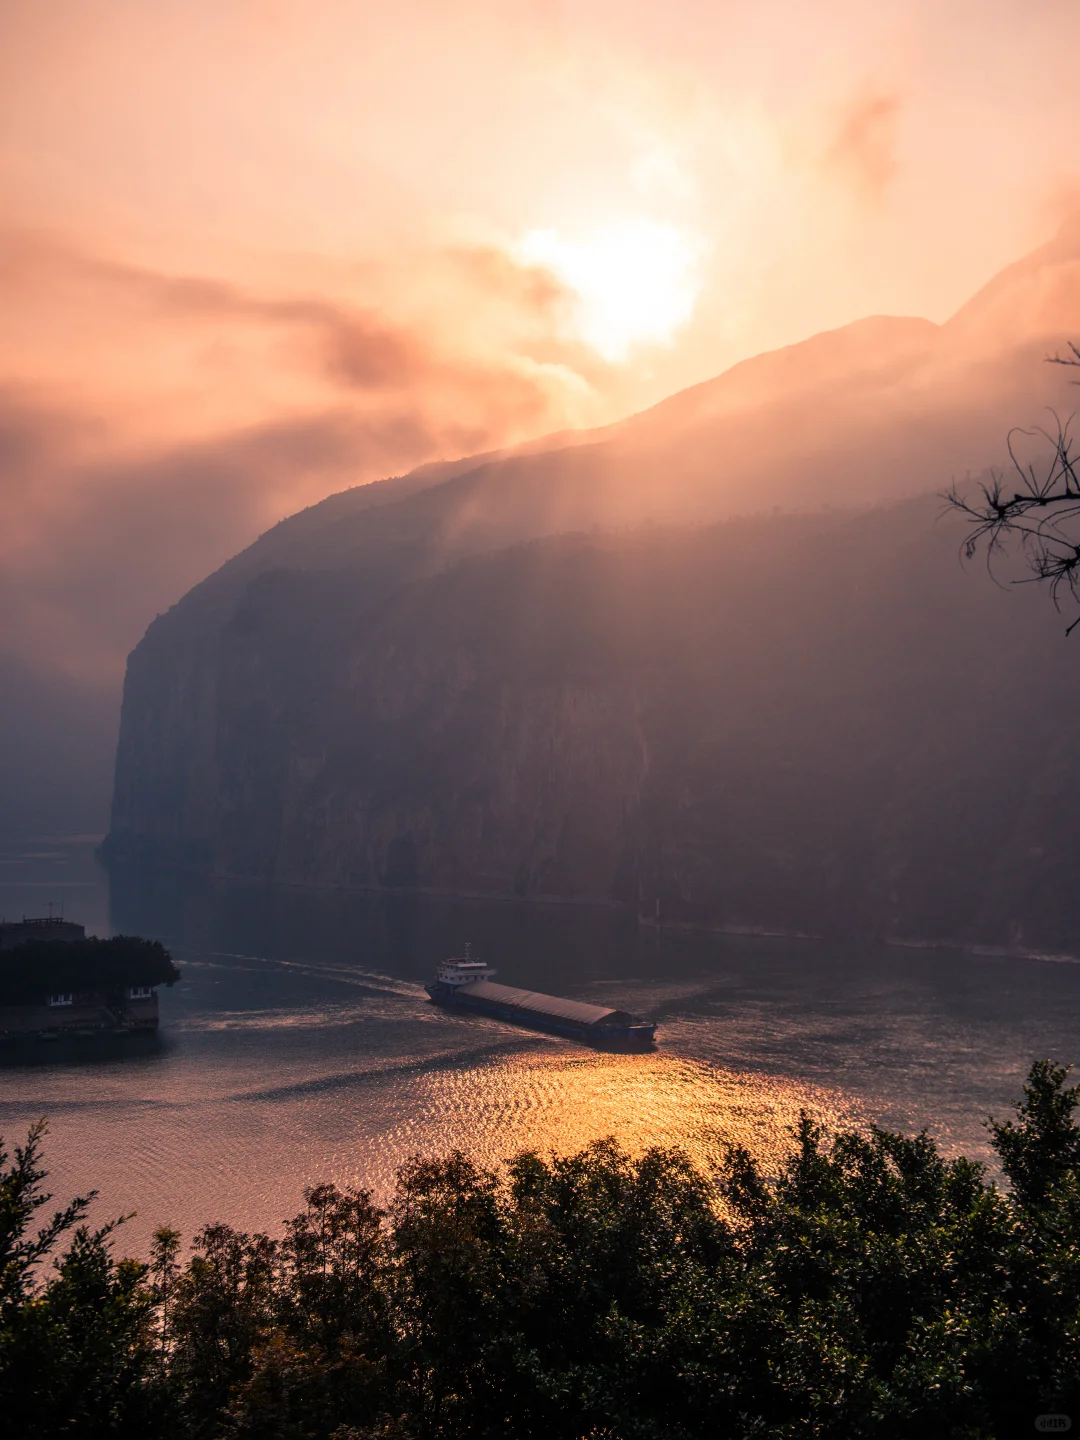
[106,217,1080,948]
[0,655,118,838]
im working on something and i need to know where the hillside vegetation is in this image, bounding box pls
[0,937,180,1005]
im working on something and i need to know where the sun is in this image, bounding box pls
[517,217,701,363]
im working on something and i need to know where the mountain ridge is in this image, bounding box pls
[107,217,1080,947]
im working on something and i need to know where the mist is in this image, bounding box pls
[14,10,1080,1427]
[6,0,1080,833]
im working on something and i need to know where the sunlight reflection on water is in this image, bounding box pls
[0,1034,857,1255]
[4,838,1080,1257]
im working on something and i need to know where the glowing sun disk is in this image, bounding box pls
[518,218,700,363]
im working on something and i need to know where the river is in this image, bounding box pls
[2,835,1078,1256]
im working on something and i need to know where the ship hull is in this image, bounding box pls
[426,984,656,1048]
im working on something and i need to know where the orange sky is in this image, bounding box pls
[4,0,1080,682]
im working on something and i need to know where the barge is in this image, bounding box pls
[426,950,657,1047]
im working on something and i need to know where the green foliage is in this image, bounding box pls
[0,935,180,1004]
[0,1120,162,1438]
[988,1058,1080,1208]
[0,1118,94,1309]
[11,1063,1080,1436]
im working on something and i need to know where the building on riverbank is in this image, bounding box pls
[0,923,173,1038]
[0,916,85,948]
[0,986,159,1038]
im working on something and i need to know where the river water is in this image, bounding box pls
[2,835,1079,1256]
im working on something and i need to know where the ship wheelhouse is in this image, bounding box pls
[435,955,497,988]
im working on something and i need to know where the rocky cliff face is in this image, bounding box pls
[107,218,1080,948]
[108,494,1080,951]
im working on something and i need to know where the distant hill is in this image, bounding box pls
[0,655,119,838]
[106,216,1080,948]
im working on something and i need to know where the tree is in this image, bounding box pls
[0,935,181,1005]
[948,347,1080,630]
[14,1063,1080,1437]
[0,1120,161,1438]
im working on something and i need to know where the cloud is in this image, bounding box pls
[823,91,901,206]
[0,404,420,683]
[0,232,614,691]
[0,229,593,404]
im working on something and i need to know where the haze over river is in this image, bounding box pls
[3,836,1080,1255]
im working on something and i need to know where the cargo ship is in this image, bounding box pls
[425,949,657,1047]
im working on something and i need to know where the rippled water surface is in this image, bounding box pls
[3,837,1080,1254]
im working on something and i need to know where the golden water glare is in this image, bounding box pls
[347,1047,863,1193]
[1,1035,862,1256]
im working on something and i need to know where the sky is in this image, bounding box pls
[5,0,1080,693]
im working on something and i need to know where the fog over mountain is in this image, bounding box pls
[103,218,1080,948]
[11,1,1080,847]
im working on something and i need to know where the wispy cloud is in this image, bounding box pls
[823,91,901,206]
[0,232,612,684]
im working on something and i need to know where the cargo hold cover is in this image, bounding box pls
[458,980,631,1028]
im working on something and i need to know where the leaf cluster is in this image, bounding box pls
[8,1063,1080,1437]
[0,935,180,1005]
[0,1120,161,1438]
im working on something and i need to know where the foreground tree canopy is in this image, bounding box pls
[0,936,180,1005]
[4,1062,1080,1438]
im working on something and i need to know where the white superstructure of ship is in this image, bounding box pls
[434,945,496,988]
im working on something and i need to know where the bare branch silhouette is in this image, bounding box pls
[947,350,1080,632]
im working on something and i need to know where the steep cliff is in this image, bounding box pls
[108,492,1080,949]
[107,218,1080,947]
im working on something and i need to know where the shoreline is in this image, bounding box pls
[100,848,1080,968]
